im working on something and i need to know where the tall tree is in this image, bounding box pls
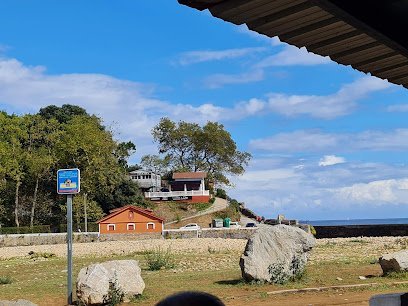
[146,118,251,185]
[23,115,60,228]
[0,113,27,227]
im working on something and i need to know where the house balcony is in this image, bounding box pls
[144,190,210,198]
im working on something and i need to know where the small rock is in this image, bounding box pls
[358,276,366,280]
[336,277,343,281]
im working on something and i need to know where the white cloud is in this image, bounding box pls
[228,155,408,219]
[256,45,331,68]
[250,130,341,152]
[250,128,408,153]
[203,75,390,117]
[387,104,408,112]
[335,179,408,204]
[201,75,390,117]
[204,69,264,88]
[177,47,266,65]
[319,155,346,167]
[0,57,236,158]
[265,76,391,119]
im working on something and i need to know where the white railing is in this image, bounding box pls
[145,190,210,198]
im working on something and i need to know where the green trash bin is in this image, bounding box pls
[223,217,231,228]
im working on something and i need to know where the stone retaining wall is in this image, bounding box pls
[314,224,408,238]
[163,228,257,239]
[0,232,162,247]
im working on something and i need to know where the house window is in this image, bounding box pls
[147,222,155,230]
[127,223,135,231]
[107,224,115,231]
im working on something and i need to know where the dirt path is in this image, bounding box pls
[165,197,229,225]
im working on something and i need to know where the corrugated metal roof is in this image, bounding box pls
[178,0,408,89]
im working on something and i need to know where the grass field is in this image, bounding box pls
[0,238,408,305]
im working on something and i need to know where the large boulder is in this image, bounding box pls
[0,300,37,306]
[76,260,145,305]
[240,225,315,284]
[379,250,408,274]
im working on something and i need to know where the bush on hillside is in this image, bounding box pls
[215,188,227,199]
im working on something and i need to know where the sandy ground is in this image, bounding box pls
[0,238,247,259]
[0,236,406,259]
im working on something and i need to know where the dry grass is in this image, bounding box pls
[1,237,408,305]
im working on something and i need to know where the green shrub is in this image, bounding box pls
[309,225,316,236]
[0,225,51,235]
[103,278,125,306]
[28,251,56,259]
[195,202,212,211]
[144,247,175,271]
[215,188,227,199]
[0,276,12,285]
[209,197,216,204]
[267,257,306,284]
[268,263,289,284]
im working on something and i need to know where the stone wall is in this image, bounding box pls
[201,228,257,239]
[0,233,99,247]
[314,224,408,238]
[0,232,162,247]
[163,228,257,239]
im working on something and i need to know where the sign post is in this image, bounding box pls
[57,168,80,306]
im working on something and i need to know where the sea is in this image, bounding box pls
[300,218,408,226]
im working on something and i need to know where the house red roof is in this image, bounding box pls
[172,172,207,180]
[97,205,164,223]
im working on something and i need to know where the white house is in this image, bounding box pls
[129,170,161,192]
[144,172,210,203]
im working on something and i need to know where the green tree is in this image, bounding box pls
[115,141,136,170]
[148,118,251,185]
[38,104,89,123]
[23,115,60,228]
[95,178,146,213]
[0,113,29,227]
[140,154,170,174]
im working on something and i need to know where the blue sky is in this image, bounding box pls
[1,1,408,220]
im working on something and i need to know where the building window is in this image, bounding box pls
[127,223,135,231]
[147,222,155,230]
[107,224,115,231]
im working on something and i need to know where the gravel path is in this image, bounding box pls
[0,238,247,259]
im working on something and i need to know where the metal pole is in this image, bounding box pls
[67,194,73,305]
[84,193,87,233]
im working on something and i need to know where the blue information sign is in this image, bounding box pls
[57,169,80,194]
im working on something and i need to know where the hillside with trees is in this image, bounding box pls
[0,105,143,230]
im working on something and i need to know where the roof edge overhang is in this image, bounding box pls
[178,0,408,89]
